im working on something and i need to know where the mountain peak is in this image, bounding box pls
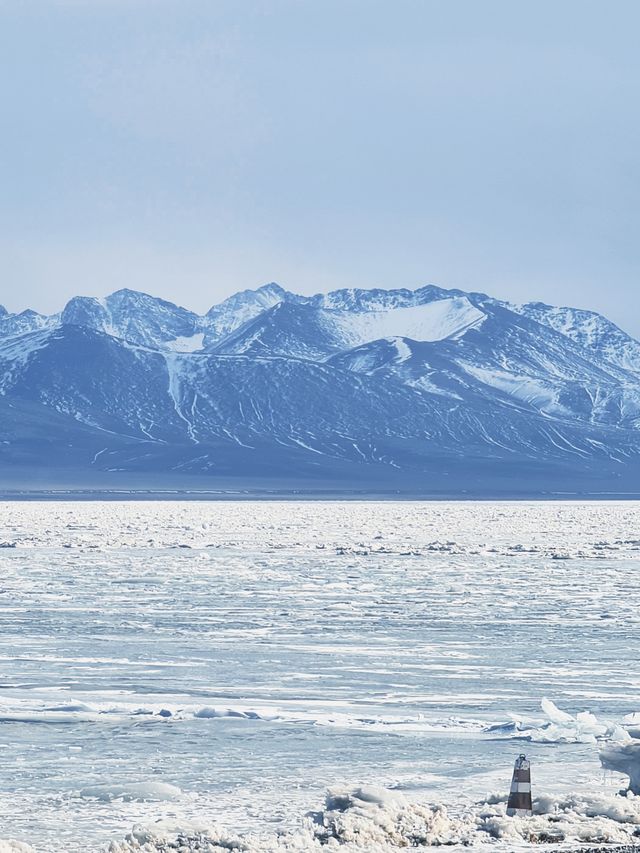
[61,295,107,327]
[256,282,288,296]
[59,290,199,348]
[106,288,189,311]
[207,282,294,312]
[109,287,149,299]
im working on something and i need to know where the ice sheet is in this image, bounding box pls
[0,500,639,852]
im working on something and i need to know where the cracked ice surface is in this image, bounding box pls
[0,500,639,852]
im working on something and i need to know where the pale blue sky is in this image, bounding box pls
[1,0,639,333]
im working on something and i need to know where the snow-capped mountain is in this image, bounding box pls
[60,290,201,350]
[1,283,640,493]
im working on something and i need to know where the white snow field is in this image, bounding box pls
[0,501,639,852]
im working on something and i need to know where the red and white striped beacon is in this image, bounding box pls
[506,754,532,817]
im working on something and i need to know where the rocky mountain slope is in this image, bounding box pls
[1,283,639,493]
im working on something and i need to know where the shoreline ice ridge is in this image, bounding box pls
[104,784,640,852]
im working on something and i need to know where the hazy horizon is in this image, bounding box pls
[2,0,639,334]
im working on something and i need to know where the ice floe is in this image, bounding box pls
[600,742,640,795]
[80,782,184,803]
[486,698,632,744]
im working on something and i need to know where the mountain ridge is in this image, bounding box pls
[1,282,640,493]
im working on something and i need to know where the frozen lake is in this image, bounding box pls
[0,501,639,852]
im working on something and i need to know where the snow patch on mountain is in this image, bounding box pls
[460,364,572,419]
[165,333,205,353]
[388,337,412,362]
[328,297,486,348]
[216,296,487,360]
[163,353,198,442]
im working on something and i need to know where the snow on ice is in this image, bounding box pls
[106,785,640,852]
[0,501,639,852]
